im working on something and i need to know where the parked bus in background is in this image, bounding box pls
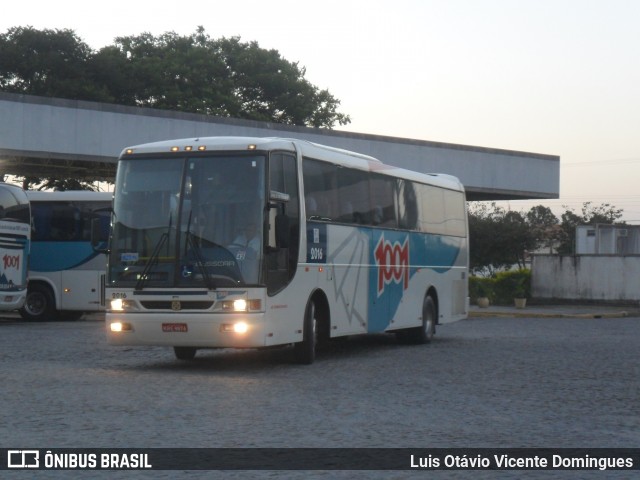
[0,183,31,310]
[105,137,468,363]
[21,191,111,321]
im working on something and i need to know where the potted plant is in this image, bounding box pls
[476,281,491,308]
[513,278,527,309]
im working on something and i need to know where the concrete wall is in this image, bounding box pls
[532,255,640,304]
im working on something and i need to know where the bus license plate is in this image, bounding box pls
[162,323,188,333]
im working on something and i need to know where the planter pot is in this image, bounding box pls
[477,297,490,308]
[514,298,527,309]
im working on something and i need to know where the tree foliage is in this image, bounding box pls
[0,26,350,128]
[469,202,625,274]
[0,26,351,189]
[0,27,98,99]
[468,203,536,274]
[18,177,97,191]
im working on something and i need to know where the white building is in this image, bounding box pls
[575,224,640,255]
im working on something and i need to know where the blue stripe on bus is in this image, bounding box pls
[29,242,99,272]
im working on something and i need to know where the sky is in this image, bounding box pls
[3,0,640,222]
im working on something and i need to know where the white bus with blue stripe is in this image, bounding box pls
[0,183,30,310]
[21,191,112,321]
[106,137,468,363]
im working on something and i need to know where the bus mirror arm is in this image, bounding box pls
[269,190,290,203]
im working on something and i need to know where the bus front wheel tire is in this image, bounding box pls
[400,295,436,345]
[19,284,57,322]
[293,301,317,365]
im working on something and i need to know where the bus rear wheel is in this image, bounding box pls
[402,295,436,344]
[19,284,57,322]
[293,301,317,364]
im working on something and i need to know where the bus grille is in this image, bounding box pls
[140,301,214,310]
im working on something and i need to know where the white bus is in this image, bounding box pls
[21,191,112,321]
[105,137,468,363]
[0,183,31,310]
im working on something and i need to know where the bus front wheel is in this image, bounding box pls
[293,301,317,365]
[19,284,57,322]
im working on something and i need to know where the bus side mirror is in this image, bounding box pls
[267,190,290,251]
[91,216,110,253]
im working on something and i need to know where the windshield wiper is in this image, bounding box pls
[135,232,168,290]
[184,210,216,289]
[135,214,172,290]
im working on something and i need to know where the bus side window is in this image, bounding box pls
[397,179,418,230]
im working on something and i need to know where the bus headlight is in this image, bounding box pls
[111,298,124,311]
[219,299,262,312]
[110,299,138,312]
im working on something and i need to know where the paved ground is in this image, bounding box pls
[2,308,639,479]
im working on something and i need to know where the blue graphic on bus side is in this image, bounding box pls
[367,230,462,333]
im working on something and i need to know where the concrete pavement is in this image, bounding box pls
[2,305,638,323]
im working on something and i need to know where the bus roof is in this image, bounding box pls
[120,136,465,193]
[26,190,113,202]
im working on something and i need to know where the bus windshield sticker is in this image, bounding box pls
[121,252,139,262]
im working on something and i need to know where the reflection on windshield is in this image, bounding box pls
[109,155,265,288]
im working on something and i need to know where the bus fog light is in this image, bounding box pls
[221,322,249,334]
[234,322,248,334]
[110,322,133,332]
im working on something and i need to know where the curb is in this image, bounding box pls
[469,310,630,319]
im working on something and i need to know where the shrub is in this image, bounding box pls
[492,269,531,304]
[469,270,531,305]
[469,276,495,302]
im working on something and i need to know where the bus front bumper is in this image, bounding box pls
[106,312,268,348]
[1,291,26,311]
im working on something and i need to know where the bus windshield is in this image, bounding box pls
[0,184,30,304]
[0,186,30,224]
[109,154,266,289]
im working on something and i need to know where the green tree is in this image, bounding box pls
[0,26,107,101]
[468,203,497,274]
[0,26,350,129]
[471,202,626,270]
[1,26,351,189]
[525,205,561,253]
[500,210,535,269]
[468,203,534,274]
